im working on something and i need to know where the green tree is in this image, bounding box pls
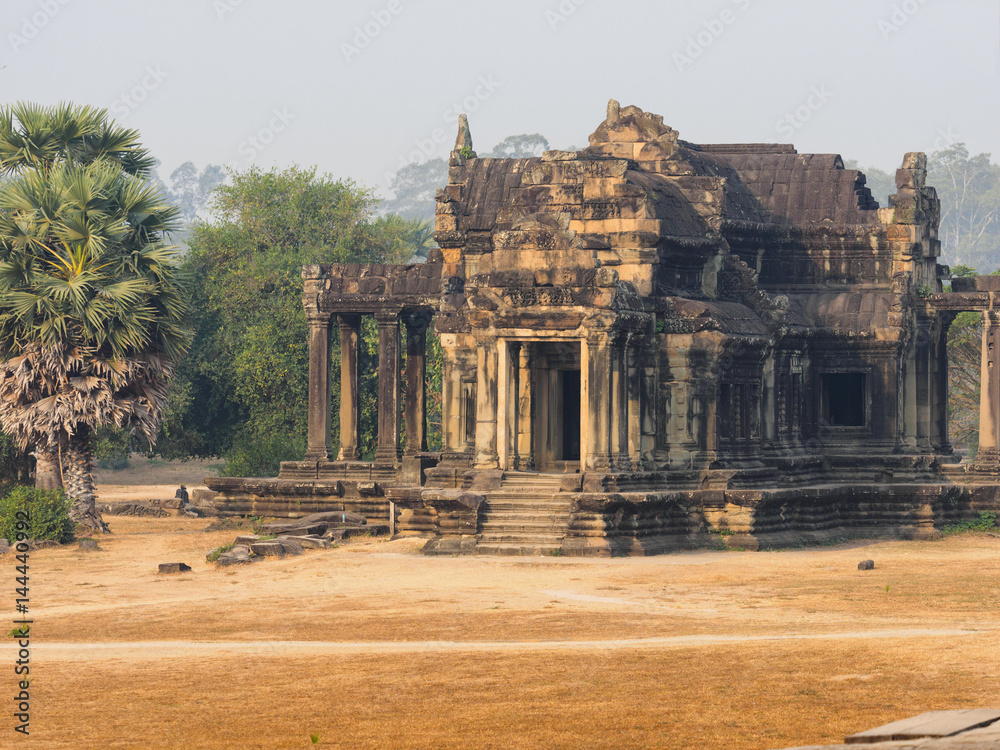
[487,133,549,159]
[157,161,226,225]
[371,214,436,262]
[168,166,445,473]
[381,158,448,221]
[171,167,380,468]
[844,160,895,207]
[0,102,188,534]
[928,144,1000,269]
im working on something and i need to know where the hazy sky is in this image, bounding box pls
[3,0,999,199]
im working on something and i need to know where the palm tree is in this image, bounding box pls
[0,102,188,534]
[372,214,437,263]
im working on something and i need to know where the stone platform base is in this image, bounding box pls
[206,462,1000,556]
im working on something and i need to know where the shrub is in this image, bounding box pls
[942,511,998,535]
[93,427,132,470]
[0,486,75,543]
[221,433,303,478]
[206,543,234,563]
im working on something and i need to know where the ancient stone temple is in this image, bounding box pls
[208,101,1000,555]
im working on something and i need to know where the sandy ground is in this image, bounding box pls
[2,464,999,749]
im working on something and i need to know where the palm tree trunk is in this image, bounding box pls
[34,440,63,491]
[64,426,108,535]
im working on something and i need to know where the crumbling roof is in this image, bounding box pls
[697,145,880,226]
[455,157,538,233]
[794,291,893,335]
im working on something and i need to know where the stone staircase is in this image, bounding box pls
[476,472,573,556]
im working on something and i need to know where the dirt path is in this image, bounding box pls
[27,627,992,661]
[8,496,1000,749]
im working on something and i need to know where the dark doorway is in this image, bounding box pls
[822,372,866,427]
[560,370,581,461]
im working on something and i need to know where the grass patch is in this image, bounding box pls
[206,544,234,563]
[942,511,998,535]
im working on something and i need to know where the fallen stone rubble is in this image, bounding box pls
[208,511,390,566]
[100,502,169,518]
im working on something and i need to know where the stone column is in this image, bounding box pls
[902,348,918,450]
[977,310,1000,469]
[509,342,522,470]
[517,344,535,471]
[336,314,361,461]
[627,343,642,470]
[375,312,402,464]
[585,334,613,471]
[403,312,431,456]
[475,339,499,469]
[934,325,952,453]
[440,339,464,454]
[916,331,931,451]
[612,338,630,471]
[304,312,333,461]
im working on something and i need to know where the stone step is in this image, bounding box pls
[501,481,565,489]
[475,543,564,556]
[482,502,569,512]
[478,530,566,540]
[480,523,570,535]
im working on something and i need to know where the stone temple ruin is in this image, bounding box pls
[208,101,1000,556]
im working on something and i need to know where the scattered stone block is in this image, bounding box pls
[858,560,875,571]
[234,534,260,546]
[191,488,218,507]
[261,522,327,537]
[203,518,254,533]
[215,546,252,566]
[250,541,285,557]
[158,562,192,574]
[187,505,216,518]
[78,539,100,551]
[279,535,330,549]
[276,539,304,555]
[103,502,169,517]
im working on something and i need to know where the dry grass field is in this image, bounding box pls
[3,460,999,749]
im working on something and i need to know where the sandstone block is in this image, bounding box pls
[250,542,285,557]
[858,559,875,570]
[158,563,192,574]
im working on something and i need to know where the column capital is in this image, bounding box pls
[336,313,362,329]
[403,309,434,331]
[306,311,333,327]
[374,310,402,326]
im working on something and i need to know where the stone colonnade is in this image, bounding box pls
[304,309,432,464]
[977,310,1000,469]
[470,331,645,474]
